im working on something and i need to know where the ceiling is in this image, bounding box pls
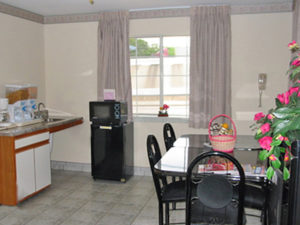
[0,0,293,16]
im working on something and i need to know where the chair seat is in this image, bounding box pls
[244,183,266,210]
[162,180,186,202]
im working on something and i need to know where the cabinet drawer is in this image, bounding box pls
[15,132,50,149]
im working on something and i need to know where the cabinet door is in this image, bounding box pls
[16,150,35,201]
[34,144,51,191]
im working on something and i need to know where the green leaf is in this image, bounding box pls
[290,66,300,80]
[258,150,271,161]
[285,139,292,146]
[275,98,284,108]
[270,139,282,147]
[271,159,281,169]
[255,131,263,140]
[259,150,269,161]
[273,120,291,136]
[266,166,275,180]
[273,107,296,119]
[273,146,281,156]
[283,167,290,180]
[279,147,286,153]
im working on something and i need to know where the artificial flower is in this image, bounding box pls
[163,104,169,110]
[269,154,277,161]
[267,114,275,120]
[254,112,265,121]
[277,93,285,104]
[289,87,299,95]
[258,136,273,150]
[284,150,289,162]
[291,57,300,67]
[288,40,300,51]
[260,123,270,134]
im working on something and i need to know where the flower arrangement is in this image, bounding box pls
[158,104,169,117]
[253,40,300,180]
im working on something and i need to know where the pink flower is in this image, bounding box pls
[254,112,265,121]
[277,93,285,104]
[267,114,274,120]
[289,87,299,95]
[269,154,277,161]
[288,40,300,50]
[276,135,284,141]
[284,150,289,162]
[291,57,300,67]
[284,91,290,105]
[258,136,273,150]
[163,104,169,110]
[260,123,270,134]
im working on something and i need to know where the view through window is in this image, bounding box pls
[130,36,190,118]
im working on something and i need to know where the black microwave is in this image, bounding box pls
[89,101,128,125]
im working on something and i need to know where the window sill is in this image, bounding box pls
[133,115,188,123]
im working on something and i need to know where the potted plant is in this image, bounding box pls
[253,40,300,180]
[158,104,169,117]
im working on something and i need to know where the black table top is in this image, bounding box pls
[155,134,266,183]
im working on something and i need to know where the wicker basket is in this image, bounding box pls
[208,114,237,153]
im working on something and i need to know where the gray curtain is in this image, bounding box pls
[97,11,132,121]
[189,6,231,128]
[293,0,300,42]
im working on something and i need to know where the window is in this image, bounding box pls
[130,36,190,118]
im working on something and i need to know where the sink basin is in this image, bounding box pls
[46,118,65,122]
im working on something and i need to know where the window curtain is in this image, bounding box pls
[189,6,231,128]
[97,11,132,121]
[293,0,300,43]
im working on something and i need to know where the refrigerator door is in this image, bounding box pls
[91,124,124,181]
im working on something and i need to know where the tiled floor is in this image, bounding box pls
[0,170,261,225]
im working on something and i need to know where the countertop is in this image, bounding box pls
[0,116,84,137]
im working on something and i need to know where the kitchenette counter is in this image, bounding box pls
[0,116,83,136]
[0,115,83,205]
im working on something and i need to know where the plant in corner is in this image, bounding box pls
[253,40,300,180]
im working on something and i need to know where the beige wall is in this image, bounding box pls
[44,22,98,162]
[0,13,45,102]
[21,12,293,168]
[231,13,291,134]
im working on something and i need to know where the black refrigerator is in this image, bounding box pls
[91,122,134,182]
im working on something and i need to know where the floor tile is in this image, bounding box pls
[0,170,263,225]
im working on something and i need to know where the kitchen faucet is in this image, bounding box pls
[36,102,48,120]
[38,102,45,113]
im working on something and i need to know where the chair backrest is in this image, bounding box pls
[147,135,168,201]
[267,169,283,225]
[163,123,176,151]
[186,151,245,225]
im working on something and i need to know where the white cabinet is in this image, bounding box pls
[15,132,51,201]
[35,144,51,191]
[16,150,35,200]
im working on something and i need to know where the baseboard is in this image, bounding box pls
[51,160,151,176]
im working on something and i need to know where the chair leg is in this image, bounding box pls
[171,177,176,210]
[165,203,170,225]
[159,203,163,225]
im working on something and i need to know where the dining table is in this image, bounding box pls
[154,134,267,184]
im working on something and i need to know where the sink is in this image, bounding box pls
[46,118,65,122]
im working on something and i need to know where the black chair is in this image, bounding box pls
[147,135,186,225]
[243,182,267,223]
[266,169,284,225]
[186,151,245,225]
[163,123,176,151]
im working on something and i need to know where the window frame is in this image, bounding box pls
[130,35,190,119]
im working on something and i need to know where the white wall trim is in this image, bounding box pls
[0,2,43,23]
[0,2,293,24]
